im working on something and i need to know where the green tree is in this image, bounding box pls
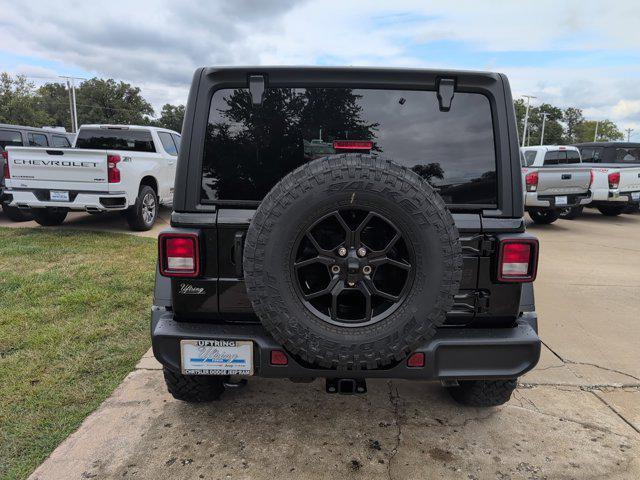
[38,82,72,130]
[0,73,53,126]
[575,119,624,142]
[156,103,185,132]
[75,78,154,126]
[562,107,584,143]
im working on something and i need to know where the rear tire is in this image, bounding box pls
[559,206,583,220]
[126,185,158,231]
[528,209,559,224]
[597,205,625,216]
[1,203,32,222]
[163,367,227,402]
[447,379,517,407]
[32,208,68,226]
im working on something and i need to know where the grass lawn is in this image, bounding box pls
[0,227,157,480]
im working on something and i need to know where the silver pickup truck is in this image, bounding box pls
[521,146,592,224]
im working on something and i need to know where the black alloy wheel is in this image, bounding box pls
[292,209,414,327]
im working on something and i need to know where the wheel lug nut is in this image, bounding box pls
[331,265,341,274]
[357,247,367,257]
[362,265,372,275]
[338,247,347,257]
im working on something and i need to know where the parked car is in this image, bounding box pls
[151,67,540,408]
[1,124,74,221]
[573,142,640,215]
[3,124,180,230]
[520,145,593,223]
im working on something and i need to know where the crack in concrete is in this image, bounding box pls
[507,404,636,439]
[542,341,640,384]
[386,381,401,480]
[590,390,640,436]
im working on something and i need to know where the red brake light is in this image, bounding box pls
[525,171,538,192]
[2,151,9,179]
[159,233,200,277]
[332,140,373,151]
[270,350,288,366]
[608,172,620,189]
[497,238,538,283]
[589,169,594,188]
[107,154,121,183]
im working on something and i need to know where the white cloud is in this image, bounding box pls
[0,0,638,135]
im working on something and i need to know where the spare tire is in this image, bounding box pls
[243,155,462,370]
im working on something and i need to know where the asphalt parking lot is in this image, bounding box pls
[22,210,640,480]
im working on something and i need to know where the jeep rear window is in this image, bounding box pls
[0,129,23,150]
[75,129,156,152]
[202,88,497,205]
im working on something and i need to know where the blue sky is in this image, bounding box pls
[1,0,639,137]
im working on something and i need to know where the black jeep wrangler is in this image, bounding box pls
[151,67,540,407]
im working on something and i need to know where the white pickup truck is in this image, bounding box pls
[520,146,593,224]
[573,142,640,216]
[3,125,180,230]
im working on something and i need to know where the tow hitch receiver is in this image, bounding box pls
[326,378,367,395]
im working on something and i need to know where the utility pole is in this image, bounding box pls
[60,76,83,133]
[540,112,548,145]
[594,120,599,142]
[626,128,634,142]
[521,95,536,147]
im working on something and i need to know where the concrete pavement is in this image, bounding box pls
[24,210,640,479]
[0,207,172,238]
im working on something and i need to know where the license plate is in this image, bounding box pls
[555,196,568,206]
[180,339,253,375]
[50,190,69,201]
[632,192,640,201]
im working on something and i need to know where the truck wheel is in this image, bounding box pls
[163,367,227,402]
[597,205,625,216]
[446,379,517,407]
[528,209,559,224]
[559,206,583,220]
[32,207,68,226]
[243,154,462,370]
[126,185,157,231]
[1,203,33,222]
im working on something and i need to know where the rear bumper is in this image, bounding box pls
[4,189,129,211]
[525,191,591,209]
[151,307,541,380]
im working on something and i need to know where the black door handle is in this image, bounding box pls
[233,231,246,278]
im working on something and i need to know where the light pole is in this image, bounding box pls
[521,95,536,147]
[540,112,548,145]
[594,120,599,142]
[60,76,83,133]
[626,128,634,142]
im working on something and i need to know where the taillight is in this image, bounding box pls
[525,171,538,192]
[158,232,200,277]
[497,238,539,283]
[107,154,121,183]
[2,151,9,179]
[589,170,594,188]
[332,140,373,151]
[608,172,620,189]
